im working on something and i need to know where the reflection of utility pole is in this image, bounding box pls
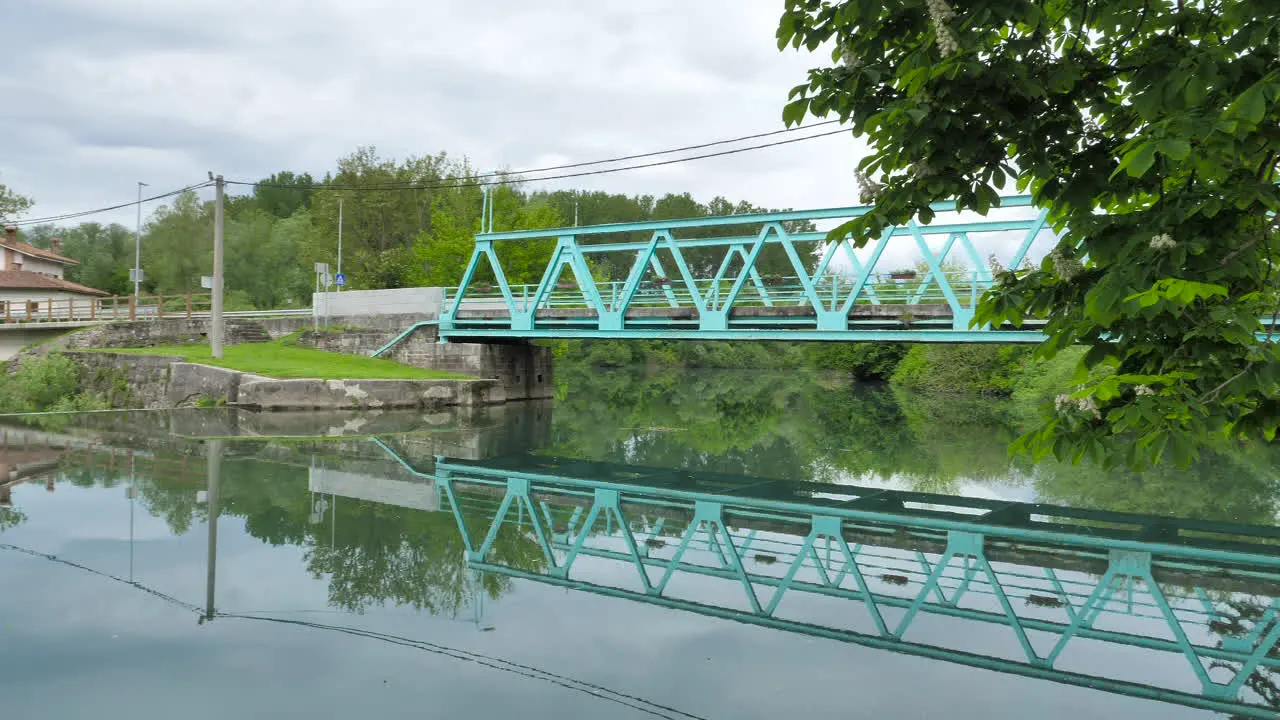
[204,440,222,623]
[471,569,494,632]
[128,453,136,584]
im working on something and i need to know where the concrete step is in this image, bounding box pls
[226,320,272,344]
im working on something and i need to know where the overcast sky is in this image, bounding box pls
[1,0,863,228]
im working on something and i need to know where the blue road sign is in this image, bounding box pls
[335,273,346,287]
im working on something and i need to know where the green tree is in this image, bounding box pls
[415,207,479,287]
[778,0,1280,467]
[250,171,316,218]
[310,147,465,288]
[222,209,314,309]
[0,177,32,222]
[141,190,213,294]
[53,223,134,295]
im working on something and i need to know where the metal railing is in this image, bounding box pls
[0,292,310,326]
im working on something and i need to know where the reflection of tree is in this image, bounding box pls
[550,366,1025,491]
[548,366,814,479]
[69,449,544,619]
[1029,443,1280,524]
[1205,599,1280,716]
[0,507,25,532]
[550,365,1280,515]
[303,501,546,616]
[800,384,1021,492]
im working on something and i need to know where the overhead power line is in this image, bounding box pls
[227,126,849,192]
[231,120,840,191]
[7,181,214,227]
[5,122,850,227]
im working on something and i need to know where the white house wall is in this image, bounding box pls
[15,257,66,277]
[0,254,66,277]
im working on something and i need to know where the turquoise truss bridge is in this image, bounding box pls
[439,196,1056,343]
[415,452,1280,718]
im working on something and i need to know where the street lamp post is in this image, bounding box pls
[133,181,148,299]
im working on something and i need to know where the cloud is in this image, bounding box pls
[1,0,859,228]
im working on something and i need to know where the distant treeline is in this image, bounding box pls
[550,339,1098,402]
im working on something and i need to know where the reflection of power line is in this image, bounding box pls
[0,542,707,720]
[219,613,709,720]
[0,543,201,613]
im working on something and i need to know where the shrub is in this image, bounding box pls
[890,345,1030,395]
[806,342,908,380]
[0,353,109,413]
[584,342,636,367]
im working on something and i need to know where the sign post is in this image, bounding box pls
[314,263,330,330]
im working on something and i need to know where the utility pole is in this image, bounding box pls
[336,197,343,292]
[211,174,225,359]
[133,181,148,299]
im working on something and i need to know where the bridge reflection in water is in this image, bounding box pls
[392,451,1280,718]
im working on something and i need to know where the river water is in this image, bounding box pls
[1,368,1278,719]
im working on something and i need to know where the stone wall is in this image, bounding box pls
[61,351,506,412]
[64,351,177,409]
[62,318,279,349]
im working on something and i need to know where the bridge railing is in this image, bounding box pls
[439,195,1053,341]
[453,269,996,320]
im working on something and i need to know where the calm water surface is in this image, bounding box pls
[1,368,1278,719]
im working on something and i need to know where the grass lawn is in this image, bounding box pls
[95,340,469,380]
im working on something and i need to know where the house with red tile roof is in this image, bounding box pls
[0,225,107,318]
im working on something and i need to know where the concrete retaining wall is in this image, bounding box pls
[297,324,554,401]
[313,288,442,318]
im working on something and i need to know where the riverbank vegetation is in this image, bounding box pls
[0,353,116,414]
[549,338,1099,404]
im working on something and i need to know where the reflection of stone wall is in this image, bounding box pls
[389,399,553,464]
[236,377,503,411]
[0,402,554,468]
